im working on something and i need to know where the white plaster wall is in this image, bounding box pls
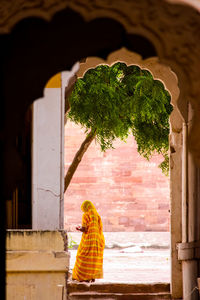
[32,87,64,230]
[32,63,79,230]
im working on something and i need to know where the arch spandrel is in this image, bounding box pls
[77,47,180,108]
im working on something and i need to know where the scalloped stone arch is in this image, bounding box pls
[77,47,180,107]
[1,0,200,164]
[68,47,183,298]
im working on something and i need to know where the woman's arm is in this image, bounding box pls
[76,225,88,233]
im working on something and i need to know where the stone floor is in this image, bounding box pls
[68,232,170,283]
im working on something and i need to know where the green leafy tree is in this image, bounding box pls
[64,62,173,192]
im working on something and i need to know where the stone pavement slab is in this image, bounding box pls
[69,249,170,283]
[68,232,170,283]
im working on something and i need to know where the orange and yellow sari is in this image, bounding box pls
[72,200,105,281]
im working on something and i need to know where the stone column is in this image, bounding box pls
[32,73,65,229]
[178,104,199,300]
[169,107,183,299]
[32,63,79,230]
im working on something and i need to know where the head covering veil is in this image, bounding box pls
[81,200,97,213]
[81,200,103,232]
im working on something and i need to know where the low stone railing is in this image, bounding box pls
[6,230,70,300]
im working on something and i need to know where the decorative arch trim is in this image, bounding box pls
[1,0,200,165]
[77,47,179,108]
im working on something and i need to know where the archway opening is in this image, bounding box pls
[63,49,179,284]
[27,47,179,286]
[3,5,187,297]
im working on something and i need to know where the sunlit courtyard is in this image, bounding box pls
[69,232,170,283]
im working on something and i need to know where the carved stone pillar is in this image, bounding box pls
[177,104,200,300]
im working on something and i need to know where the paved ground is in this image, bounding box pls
[68,232,170,283]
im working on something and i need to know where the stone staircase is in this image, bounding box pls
[67,282,172,299]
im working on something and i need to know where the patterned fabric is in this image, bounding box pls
[72,200,105,281]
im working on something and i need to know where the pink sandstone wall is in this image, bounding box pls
[64,121,170,232]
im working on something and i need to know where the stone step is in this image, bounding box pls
[67,282,172,300]
[68,282,170,294]
[68,291,171,300]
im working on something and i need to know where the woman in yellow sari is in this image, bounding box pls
[72,200,105,282]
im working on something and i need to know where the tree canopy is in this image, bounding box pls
[67,62,172,176]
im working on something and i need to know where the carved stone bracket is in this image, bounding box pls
[177,241,200,261]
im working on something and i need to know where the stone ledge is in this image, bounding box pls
[6,230,69,300]
[6,230,68,251]
[7,250,70,272]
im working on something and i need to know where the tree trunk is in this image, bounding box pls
[64,130,96,192]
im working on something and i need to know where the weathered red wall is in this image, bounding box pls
[64,121,170,232]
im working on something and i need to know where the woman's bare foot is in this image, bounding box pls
[72,278,95,283]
